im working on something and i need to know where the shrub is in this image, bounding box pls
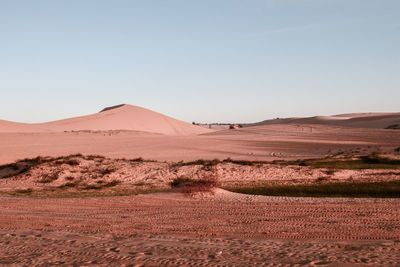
[55,159,80,166]
[86,154,105,161]
[222,158,267,166]
[15,188,33,194]
[103,180,121,188]
[316,177,328,182]
[81,180,121,190]
[385,124,400,129]
[38,171,60,183]
[130,157,145,163]
[172,159,221,167]
[98,167,116,176]
[170,176,193,187]
[170,175,218,195]
[58,181,80,188]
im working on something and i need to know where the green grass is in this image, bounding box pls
[226,181,400,198]
[282,155,400,170]
[171,155,400,170]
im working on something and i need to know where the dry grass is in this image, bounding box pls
[280,154,400,170]
[171,158,268,168]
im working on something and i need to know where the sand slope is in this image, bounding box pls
[0,120,45,133]
[0,105,212,135]
[249,112,400,129]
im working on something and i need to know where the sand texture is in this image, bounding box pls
[1,123,400,165]
[1,106,400,266]
[0,193,399,266]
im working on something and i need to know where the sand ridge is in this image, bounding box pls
[249,112,400,129]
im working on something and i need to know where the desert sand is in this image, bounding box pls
[248,112,400,129]
[1,123,399,165]
[1,193,399,266]
[1,105,400,266]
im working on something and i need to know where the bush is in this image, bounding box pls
[98,167,116,176]
[172,159,221,167]
[385,124,400,129]
[38,171,60,183]
[55,159,80,166]
[15,188,33,194]
[170,175,218,195]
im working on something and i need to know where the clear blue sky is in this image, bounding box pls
[1,0,399,123]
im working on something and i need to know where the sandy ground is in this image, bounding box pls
[1,124,400,165]
[1,154,400,193]
[0,191,399,266]
[1,110,400,266]
[248,112,400,129]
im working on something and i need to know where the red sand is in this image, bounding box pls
[249,112,400,129]
[1,106,400,266]
[1,123,399,165]
[1,193,399,266]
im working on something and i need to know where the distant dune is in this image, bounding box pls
[0,104,212,135]
[0,120,44,133]
[248,112,400,129]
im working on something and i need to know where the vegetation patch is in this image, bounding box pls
[171,158,268,168]
[130,157,146,163]
[283,155,400,170]
[98,167,116,176]
[385,124,400,129]
[226,181,400,198]
[0,185,165,198]
[170,175,218,195]
[81,180,121,190]
[172,159,221,167]
[223,158,267,166]
[0,154,84,179]
[38,171,60,183]
[14,188,33,194]
[54,158,80,166]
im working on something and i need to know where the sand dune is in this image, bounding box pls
[0,104,212,135]
[249,112,400,129]
[0,120,45,133]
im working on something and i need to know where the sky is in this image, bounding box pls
[1,0,399,123]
